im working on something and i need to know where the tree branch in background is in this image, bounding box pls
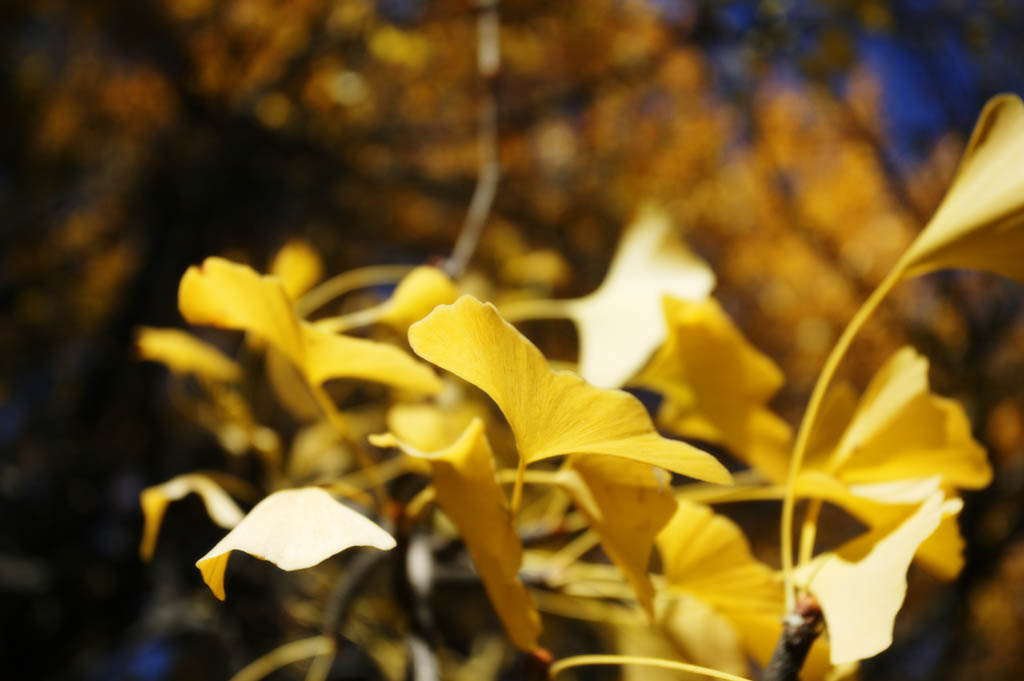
[445,0,501,280]
[764,595,824,681]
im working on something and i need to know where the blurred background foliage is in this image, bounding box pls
[4,0,1024,679]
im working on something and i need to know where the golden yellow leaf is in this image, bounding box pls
[817,478,966,581]
[792,348,988,580]
[370,419,542,650]
[139,473,244,561]
[657,500,779,615]
[566,204,715,388]
[792,471,963,578]
[385,402,480,452]
[824,347,990,489]
[408,296,730,483]
[558,456,677,613]
[377,266,459,333]
[501,249,570,289]
[635,297,791,481]
[179,257,442,395]
[900,94,1024,282]
[383,400,490,476]
[796,491,958,664]
[270,240,324,300]
[196,487,395,600]
[135,326,240,382]
[655,501,833,678]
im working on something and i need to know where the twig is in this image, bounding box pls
[763,595,825,681]
[445,0,501,280]
[305,550,390,681]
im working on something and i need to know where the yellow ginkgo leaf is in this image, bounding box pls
[377,266,459,333]
[792,471,963,578]
[369,419,542,651]
[566,204,715,388]
[655,501,833,679]
[135,326,241,382]
[557,455,677,613]
[179,257,442,395]
[501,249,571,289]
[408,296,731,484]
[196,487,396,600]
[385,402,481,453]
[383,400,492,476]
[819,347,991,490]
[635,297,791,481]
[139,473,245,561]
[797,491,959,665]
[793,349,983,581]
[814,476,966,581]
[657,500,779,616]
[315,266,458,335]
[270,239,324,300]
[899,94,1024,282]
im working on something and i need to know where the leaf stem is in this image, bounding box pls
[798,498,823,566]
[297,265,413,317]
[548,655,753,681]
[228,636,334,681]
[314,303,387,334]
[445,0,501,280]
[781,265,902,609]
[510,457,527,514]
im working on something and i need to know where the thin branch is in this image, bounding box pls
[445,0,501,280]
[304,551,390,681]
[763,595,825,681]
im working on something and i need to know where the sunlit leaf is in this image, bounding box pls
[818,478,966,581]
[796,491,959,664]
[557,456,677,613]
[196,487,396,600]
[657,500,779,615]
[635,297,791,481]
[900,94,1024,282]
[377,266,458,333]
[655,501,833,678]
[792,471,963,578]
[139,473,245,561]
[824,347,990,489]
[383,399,490,476]
[270,239,324,300]
[792,346,989,579]
[135,326,241,382]
[179,257,442,395]
[385,401,481,452]
[567,204,715,388]
[408,295,730,483]
[370,419,542,650]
